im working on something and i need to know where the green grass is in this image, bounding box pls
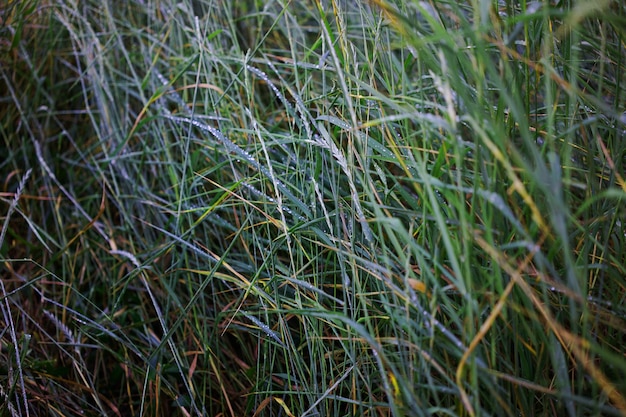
[1,0,625,416]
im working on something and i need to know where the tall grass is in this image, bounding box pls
[1,0,625,416]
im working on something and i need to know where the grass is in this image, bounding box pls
[1,0,625,416]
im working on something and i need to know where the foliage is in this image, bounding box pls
[1,0,625,416]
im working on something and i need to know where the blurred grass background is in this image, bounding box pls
[1,0,625,416]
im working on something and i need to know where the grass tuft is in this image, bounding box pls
[1,0,625,416]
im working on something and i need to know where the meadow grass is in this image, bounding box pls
[1,0,625,416]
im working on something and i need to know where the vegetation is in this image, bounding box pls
[1,0,625,415]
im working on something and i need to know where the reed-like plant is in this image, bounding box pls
[1,0,625,416]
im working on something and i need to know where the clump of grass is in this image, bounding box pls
[1,0,625,416]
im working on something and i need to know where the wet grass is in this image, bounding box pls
[1,0,625,416]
